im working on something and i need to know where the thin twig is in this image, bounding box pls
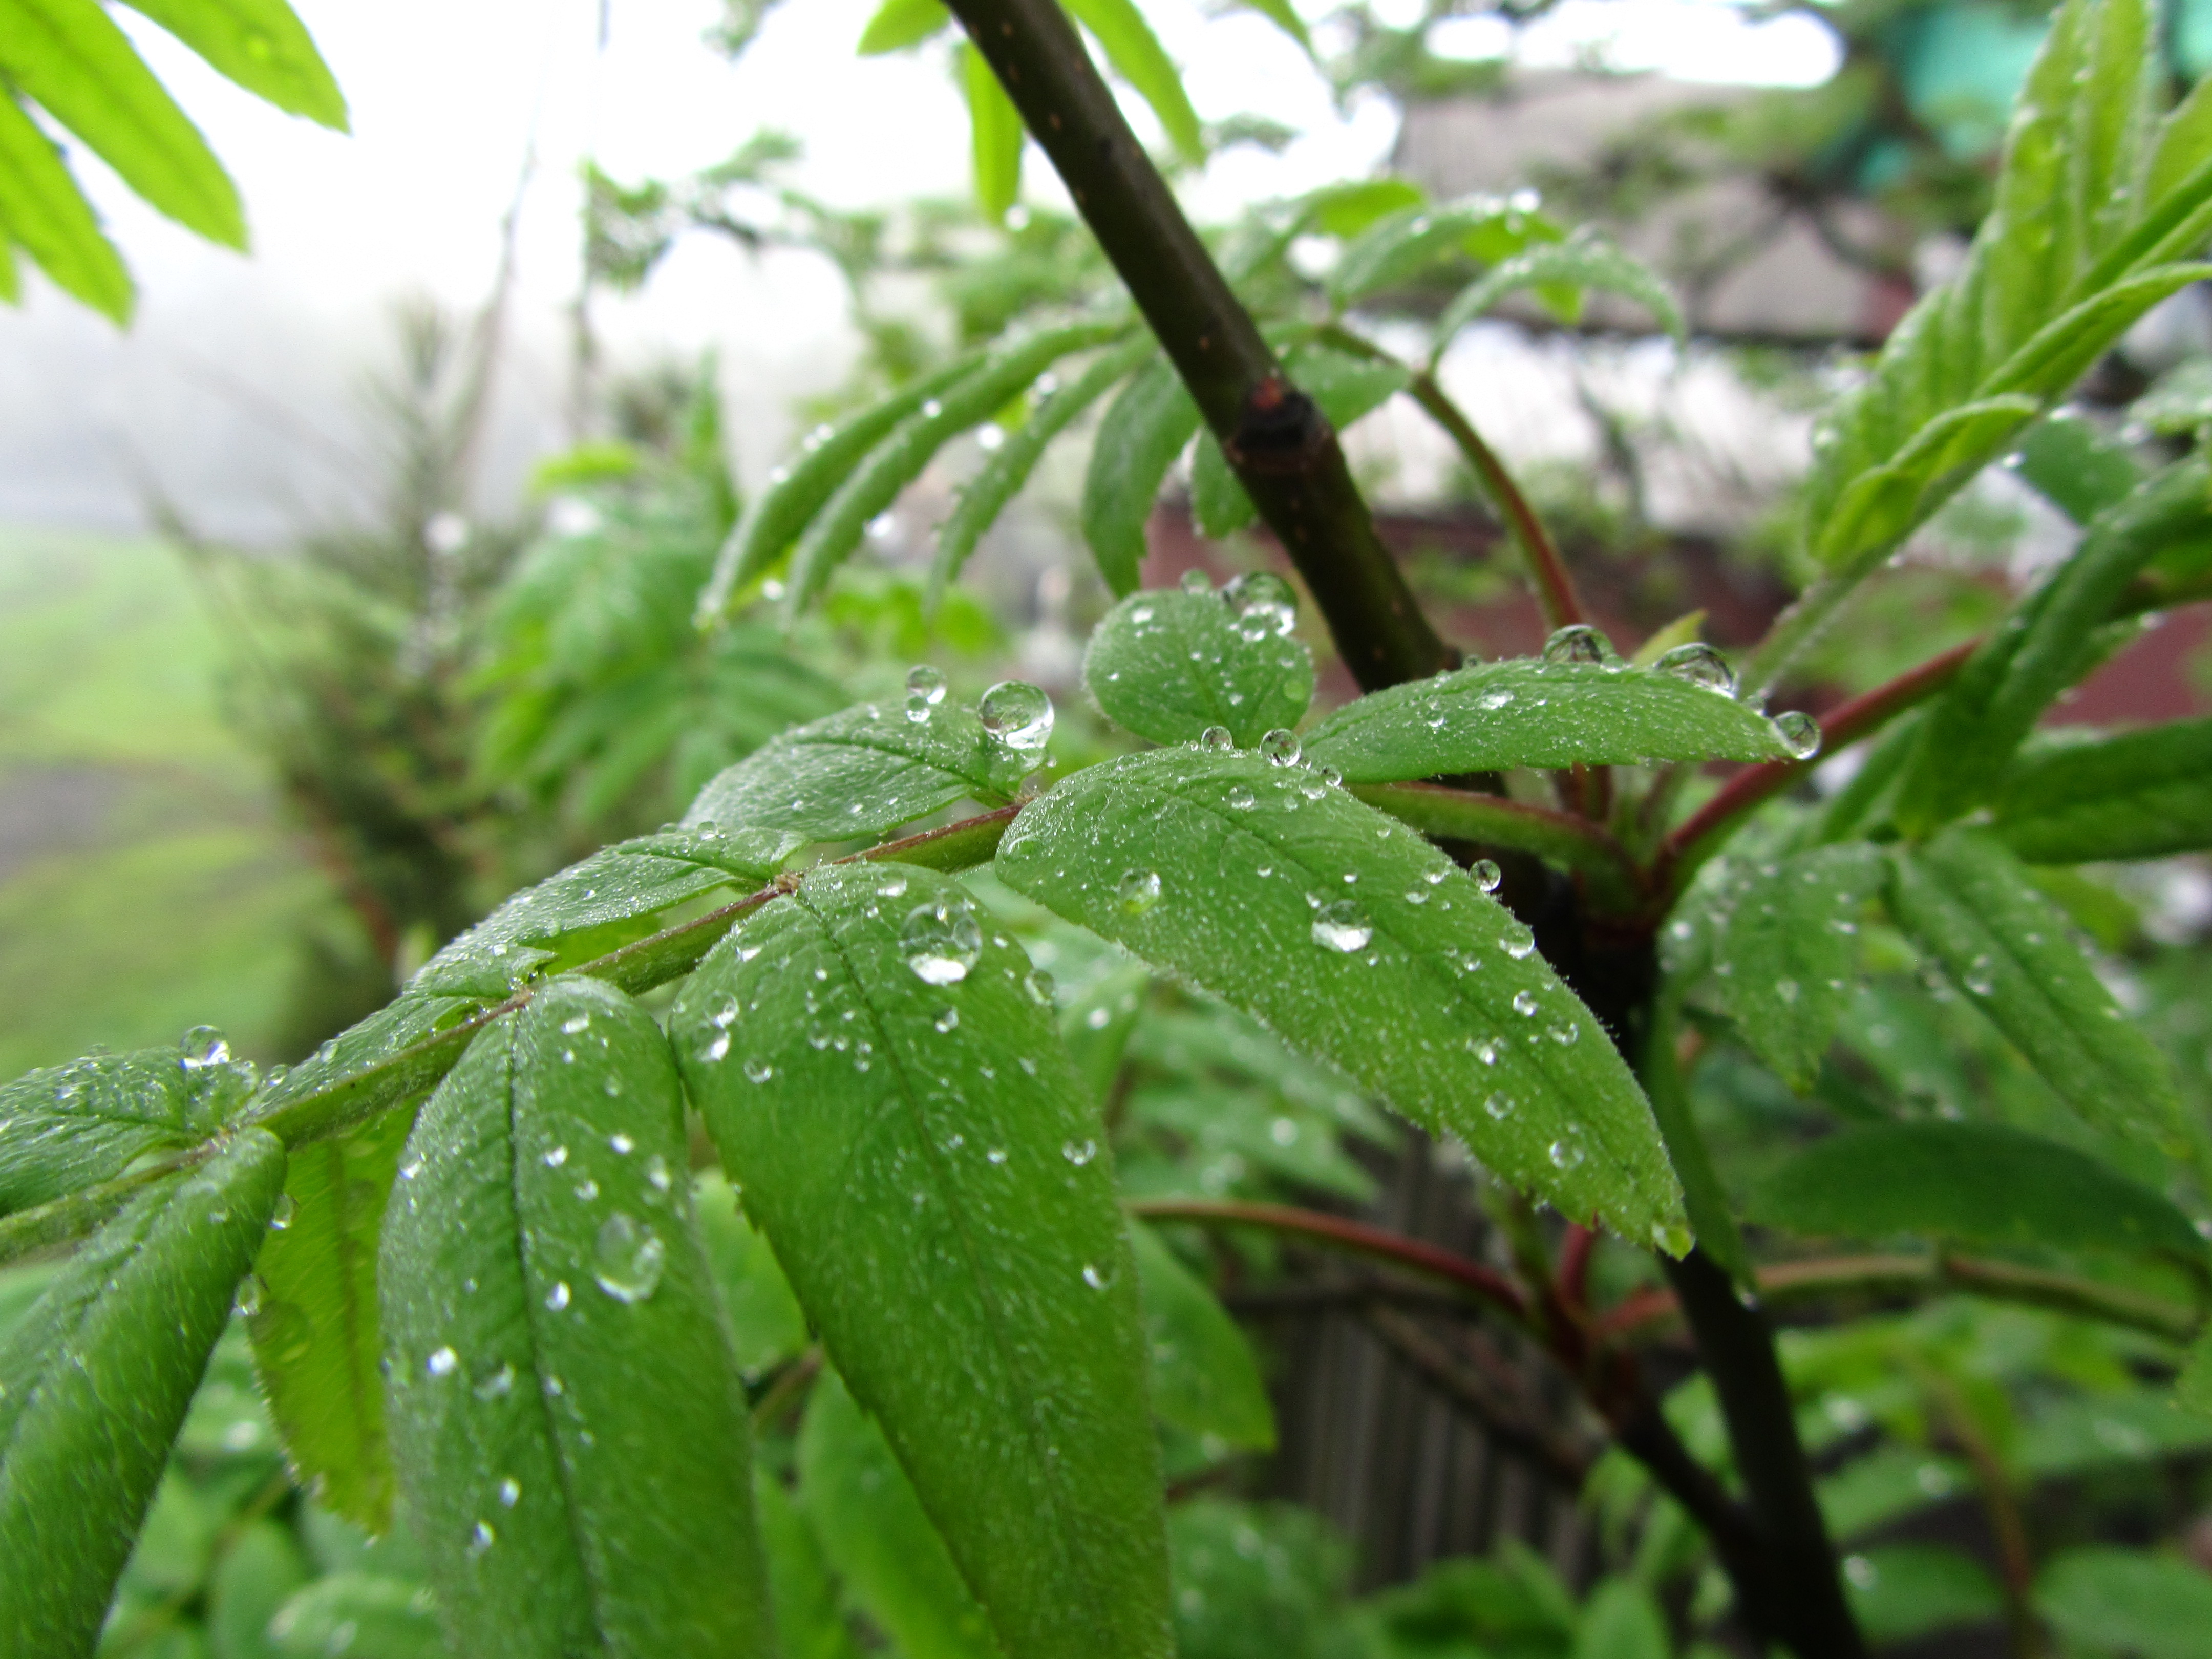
[1360,1306,1596,1485]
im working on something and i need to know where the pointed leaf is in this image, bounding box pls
[684,698,1034,842]
[248,1109,411,1530]
[1571,1579,1668,1659]
[1747,1121,2208,1266]
[2009,409,2144,525]
[1716,844,1884,1091]
[674,862,1173,1659]
[2036,1548,2212,1659]
[0,1042,242,1216]
[1062,0,1202,162]
[1809,396,2041,574]
[1328,197,1556,307]
[266,1574,442,1659]
[1231,0,1309,51]
[693,1171,809,1378]
[1301,658,1794,783]
[1844,1546,2004,1647]
[0,87,131,320]
[379,979,774,1656]
[1434,232,1683,356]
[858,0,949,54]
[1129,1220,1273,1451]
[1190,339,1410,537]
[1991,718,2212,863]
[755,1471,866,1659]
[993,750,1685,1243]
[120,0,347,128]
[1082,354,1200,595]
[1082,584,1313,748]
[960,42,1022,223]
[0,1129,286,1656]
[0,0,245,245]
[1886,827,2184,1148]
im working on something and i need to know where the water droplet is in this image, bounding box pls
[1469,859,1502,893]
[1023,968,1056,1006]
[701,1033,731,1062]
[1548,1138,1585,1171]
[1179,569,1213,594]
[1964,954,1996,997]
[1500,923,1537,960]
[1485,1093,1511,1119]
[593,1214,667,1303]
[545,1282,571,1312]
[1130,603,1155,623]
[1651,642,1737,695]
[573,1178,600,1202]
[544,1145,569,1168]
[1776,978,1800,1005]
[1259,729,1302,766]
[1199,725,1235,752]
[469,1521,496,1556]
[1118,869,1163,915]
[978,680,1054,752]
[1062,1138,1098,1167]
[1225,570,1298,636]
[1773,710,1821,760]
[474,1363,515,1401]
[498,1477,521,1507]
[179,1025,231,1069]
[1318,764,1343,788]
[1082,1263,1113,1289]
[268,1194,296,1231]
[934,1007,960,1033]
[877,871,908,899]
[906,665,948,712]
[1547,1024,1579,1046]
[645,1155,673,1194]
[987,1147,1009,1165]
[1471,1037,1500,1065]
[560,1014,591,1035]
[1405,886,1429,905]
[743,1057,774,1083]
[1512,990,1540,1017]
[1312,900,1372,953]
[608,1133,634,1155]
[427,1346,459,1378]
[902,899,984,984]
[235,1274,266,1317]
[1542,624,1613,666]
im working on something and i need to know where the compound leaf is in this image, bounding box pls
[994,750,1685,1244]
[1082,584,1313,748]
[1129,1221,1273,1451]
[0,86,132,319]
[0,1041,243,1217]
[1716,843,1884,1091]
[1082,354,1200,596]
[0,1129,286,1656]
[1433,232,1683,355]
[120,0,347,128]
[673,862,1173,1659]
[1991,718,2212,863]
[1301,658,1795,783]
[379,979,773,1656]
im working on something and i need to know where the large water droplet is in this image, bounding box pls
[978,680,1054,752]
[1470,859,1502,893]
[1773,710,1821,760]
[902,899,983,984]
[1259,729,1302,765]
[1651,642,1737,695]
[1226,570,1298,637]
[1542,624,1613,666]
[906,664,948,707]
[1500,922,1537,960]
[1179,569,1213,594]
[498,1477,521,1507]
[1023,967,1056,1007]
[1199,725,1235,752]
[235,1273,266,1317]
[593,1214,667,1303]
[1512,990,1540,1016]
[544,1282,571,1311]
[1226,784,1257,810]
[1118,869,1163,915]
[743,1057,774,1084]
[1548,1138,1585,1171]
[268,1194,297,1231]
[1062,1138,1098,1166]
[427,1346,459,1378]
[1311,900,1372,953]
[180,1025,231,1069]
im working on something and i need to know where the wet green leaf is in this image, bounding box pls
[960,42,1023,224]
[692,1171,809,1378]
[1716,844,1884,1091]
[755,1469,865,1659]
[2036,1547,2212,1659]
[267,1573,443,1659]
[2009,410,2143,525]
[1434,232,1682,352]
[0,1043,240,1217]
[379,979,773,1656]
[674,862,1173,1659]
[1130,1221,1273,1451]
[1082,584,1314,748]
[994,750,1684,1243]
[1082,355,1200,596]
[1991,718,2212,863]
[1844,1546,2003,1647]
[1328,196,1555,307]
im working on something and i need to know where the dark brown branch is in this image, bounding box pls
[1360,1307,1597,1486]
[942,0,1451,690]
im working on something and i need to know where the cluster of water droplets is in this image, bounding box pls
[902,897,985,985]
[902,665,1056,778]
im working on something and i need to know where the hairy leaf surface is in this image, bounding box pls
[675,861,1172,1658]
[380,979,773,1657]
[1083,585,1314,747]
[1716,844,1884,1091]
[1301,658,1794,783]
[0,1043,241,1216]
[1991,719,2212,863]
[994,750,1685,1242]
[1130,1220,1273,1451]
[1082,355,1201,595]
[0,1130,285,1655]
[1886,827,2183,1147]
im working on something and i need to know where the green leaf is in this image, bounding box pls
[1844,1546,2004,1647]
[1301,657,1795,783]
[1189,339,1410,537]
[701,352,986,622]
[755,1471,866,1659]
[1230,0,1308,52]
[1715,844,1884,1091]
[120,0,347,128]
[0,1040,243,1216]
[858,0,949,54]
[409,824,802,997]
[2036,1547,2212,1659]
[1746,1121,2208,1265]
[1082,354,1201,596]
[0,0,245,245]
[1992,718,2212,863]
[379,979,774,1656]
[2008,409,2144,525]
[1819,1446,1972,1542]
[673,862,1173,1659]
[693,1171,809,1378]
[1886,827,2184,1148]
[929,337,1154,606]
[1571,1579,1667,1659]
[960,42,1022,224]
[1129,1220,1274,1451]
[1061,0,1202,162]
[267,1574,443,1659]
[2014,1390,2212,1478]
[798,1369,999,1659]
[0,87,132,319]
[252,993,488,1147]
[247,1108,411,1532]
[994,750,1686,1244]
[1082,583,1314,748]
[788,321,1124,611]
[1433,232,1683,357]
[0,1129,286,1656]
[684,698,1033,842]
[1300,177,1424,241]
[1327,196,1556,307]
[1808,396,2042,575]
[209,1518,311,1659]
[1897,455,2212,831]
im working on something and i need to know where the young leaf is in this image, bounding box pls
[2009,409,2143,525]
[1082,354,1201,595]
[2035,1547,2212,1659]
[858,0,950,54]
[693,1172,809,1377]
[1062,0,1203,162]
[683,698,1033,842]
[0,1040,239,1216]
[1328,196,1556,308]
[929,337,1155,605]
[1300,658,1796,783]
[0,86,132,320]
[788,321,1123,611]
[1189,339,1410,537]
[1716,844,1884,1091]
[1571,1579,1669,1659]
[0,0,246,246]
[799,1370,1000,1659]
[248,1109,413,1532]
[1991,718,2212,863]
[1433,232,1683,359]
[120,0,348,129]
[379,979,774,1657]
[1082,583,1314,748]
[960,42,1022,224]
[673,862,1173,1659]
[0,1129,286,1656]
[408,825,802,997]
[755,1470,867,1659]
[993,750,1686,1245]
[1886,827,2184,1148]
[1129,1220,1274,1451]
[1746,1121,2209,1266]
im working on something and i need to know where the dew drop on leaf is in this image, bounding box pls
[498,1477,521,1507]
[1062,1138,1098,1166]
[545,1282,571,1312]
[1259,729,1302,765]
[1470,859,1502,893]
[1225,570,1298,636]
[1548,1138,1585,1171]
[978,679,1055,752]
[1199,725,1235,752]
[877,871,908,899]
[1311,900,1372,953]
[1484,1093,1511,1119]
[1500,923,1537,960]
[473,1363,515,1401]
[934,1008,960,1033]
[743,1058,774,1084]
[1512,990,1540,1016]
[1317,764,1342,788]
[1226,783,1258,810]
[268,1194,296,1231]
[1179,569,1213,594]
[427,1346,459,1378]
[1773,710,1821,760]
[234,1274,266,1317]
[1650,642,1737,695]
[469,1522,496,1557]
[1024,967,1056,1006]
[902,899,984,984]
[592,1214,667,1303]
[1118,869,1163,915]
[1541,624,1613,666]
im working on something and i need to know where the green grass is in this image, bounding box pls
[0,527,342,1079]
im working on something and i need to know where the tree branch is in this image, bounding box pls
[942,0,1451,690]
